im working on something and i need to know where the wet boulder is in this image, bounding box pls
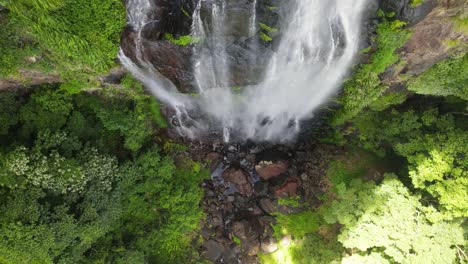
[232,219,262,256]
[222,167,253,196]
[255,160,289,180]
[202,239,225,262]
[274,176,301,198]
[261,237,278,254]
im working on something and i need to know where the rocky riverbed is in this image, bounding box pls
[178,137,344,263]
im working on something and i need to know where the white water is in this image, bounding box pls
[249,0,258,37]
[120,0,368,142]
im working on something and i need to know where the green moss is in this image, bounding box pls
[410,0,424,7]
[369,91,407,111]
[452,15,468,34]
[444,39,462,48]
[259,23,278,33]
[232,235,241,245]
[332,14,411,125]
[273,211,320,240]
[181,7,190,18]
[259,31,273,42]
[278,196,301,207]
[164,33,199,46]
[358,46,372,54]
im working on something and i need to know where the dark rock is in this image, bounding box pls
[211,212,224,227]
[201,226,214,240]
[205,152,222,171]
[221,244,241,263]
[379,0,436,25]
[142,39,195,92]
[223,167,249,186]
[222,167,253,196]
[202,240,225,262]
[253,180,269,195]
[258,198,277,214]
[232,219,261,256]
[237,183,253,196]
[240,255,259,264]
[100,67,126,84]
[274,176,301,198]
[0,70,61,92]
[401,11,467,75]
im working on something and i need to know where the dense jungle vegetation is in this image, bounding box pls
[0,1,208,263]
[0,0,466,263]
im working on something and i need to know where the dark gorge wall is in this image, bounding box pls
[120,0,281,93]
[120,0,464,94]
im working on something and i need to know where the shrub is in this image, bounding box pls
[332,14,411,125]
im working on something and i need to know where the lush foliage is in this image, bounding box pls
[353,108,468,220]
[408,53,468,100]
[324,174,464,263]
[262,152,466,264]
[332,13,411,125]
[164,33,199,46]
[0,86,207,263]
[0,0,125,83]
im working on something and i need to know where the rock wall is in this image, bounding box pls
[121,0,466,94]
[120,0,281,93]
[382,0,467,88]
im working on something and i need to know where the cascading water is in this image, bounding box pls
[249,0,257,37]
[120,0,368,142]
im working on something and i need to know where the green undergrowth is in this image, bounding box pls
[0,83,208,263]
[277,196,302,207]
[164,33,200,46]
[352,107,468,221]
[319,130,347,146]
[369,91,408,111]
[0,15,54,77]
[332,12,411,125]
[410,0,424,7]
[408,53,468,100]
[0,0,125,88]
[452,15,468,34]
[261,147,466,264]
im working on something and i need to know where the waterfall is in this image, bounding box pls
[249,0,257,37]
[120,0,368,142]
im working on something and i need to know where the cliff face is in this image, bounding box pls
[120,0,281,93]
[119,0,466,94]
[382,0,467,87]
